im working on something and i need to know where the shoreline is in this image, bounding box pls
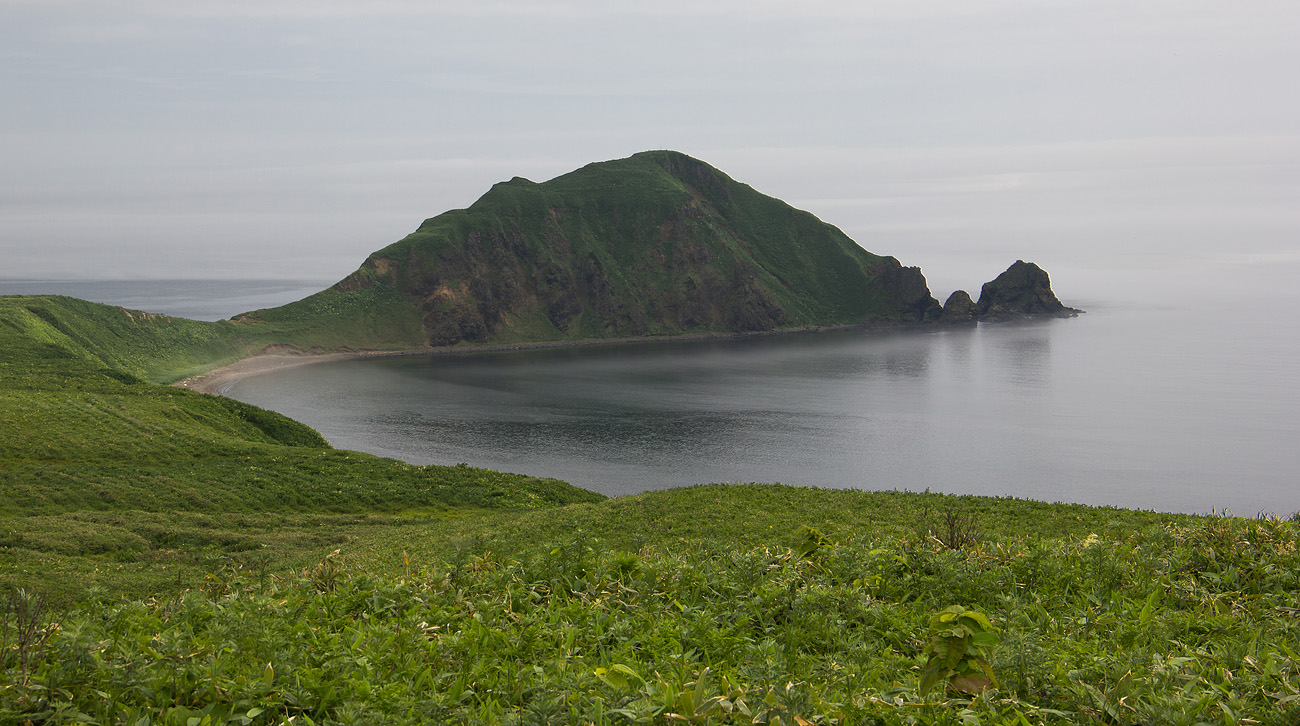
[173,313,1079,397]
[177,311,1095,397]
[174,352,376,395]
[172,322,914,396]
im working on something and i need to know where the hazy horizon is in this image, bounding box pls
[4,1,1298,308]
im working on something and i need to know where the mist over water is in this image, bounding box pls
[224,265,1300,515]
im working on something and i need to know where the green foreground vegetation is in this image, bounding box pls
[0,294,598,602]
[4,294,1300,724]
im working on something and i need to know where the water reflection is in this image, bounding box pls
[227,310,1300,515]
[985,321,1053,391]
[939,325,976,373]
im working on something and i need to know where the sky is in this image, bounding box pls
[2,0,1298,303]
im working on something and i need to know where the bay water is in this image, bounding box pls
[10,276,1299,515]
[225,291,1299,516]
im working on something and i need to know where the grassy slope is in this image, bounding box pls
[244,151,923,351]
[229,281,428,352]
[1,295,250,384]
[0,295,601,601]
[490,150,894,325]
[7,486,1300,724]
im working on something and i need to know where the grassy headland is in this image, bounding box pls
[0,295,600,602]
[234,151,945,352]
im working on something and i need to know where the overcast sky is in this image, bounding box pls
[2,0,1297,302]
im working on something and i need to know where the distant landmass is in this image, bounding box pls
[235,151,1078,351]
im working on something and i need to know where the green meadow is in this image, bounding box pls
[3,294,1300,724]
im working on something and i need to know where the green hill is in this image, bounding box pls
[0,295,602,600]
[238,151,942,349]
[0,294,248,385]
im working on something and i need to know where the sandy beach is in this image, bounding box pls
[173,352,368,395]
[170,325,895,396]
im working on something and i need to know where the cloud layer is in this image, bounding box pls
[2,0,1297,299]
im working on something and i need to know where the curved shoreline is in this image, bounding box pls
[174,352,373,395]
[171,310,1075,396]
[172,323,898,396]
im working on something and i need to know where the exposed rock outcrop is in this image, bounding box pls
[874,260,943,322]
[974,260,1081,319]
[940,290,976,323]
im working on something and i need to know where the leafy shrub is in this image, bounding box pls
[919,605,1000,696]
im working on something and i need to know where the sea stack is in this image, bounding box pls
[939,261,1082,323]
[974,260,1081,319]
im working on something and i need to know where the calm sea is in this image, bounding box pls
[11,276,1300,515]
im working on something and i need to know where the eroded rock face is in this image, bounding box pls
[873,260,943,322]
[974,261,1081,319]
[941,290,975,323]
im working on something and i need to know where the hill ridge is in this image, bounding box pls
[243,150,947,350]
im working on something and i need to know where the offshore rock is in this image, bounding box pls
[941,289,976,323]
[974,261,1082,319]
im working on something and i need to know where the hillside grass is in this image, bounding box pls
[3,293,1300,724]
[0,295,249,385]
[255,151,926,352]
[0,295,601,604]
[231,282,428,352]
[6,488,1300,725]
